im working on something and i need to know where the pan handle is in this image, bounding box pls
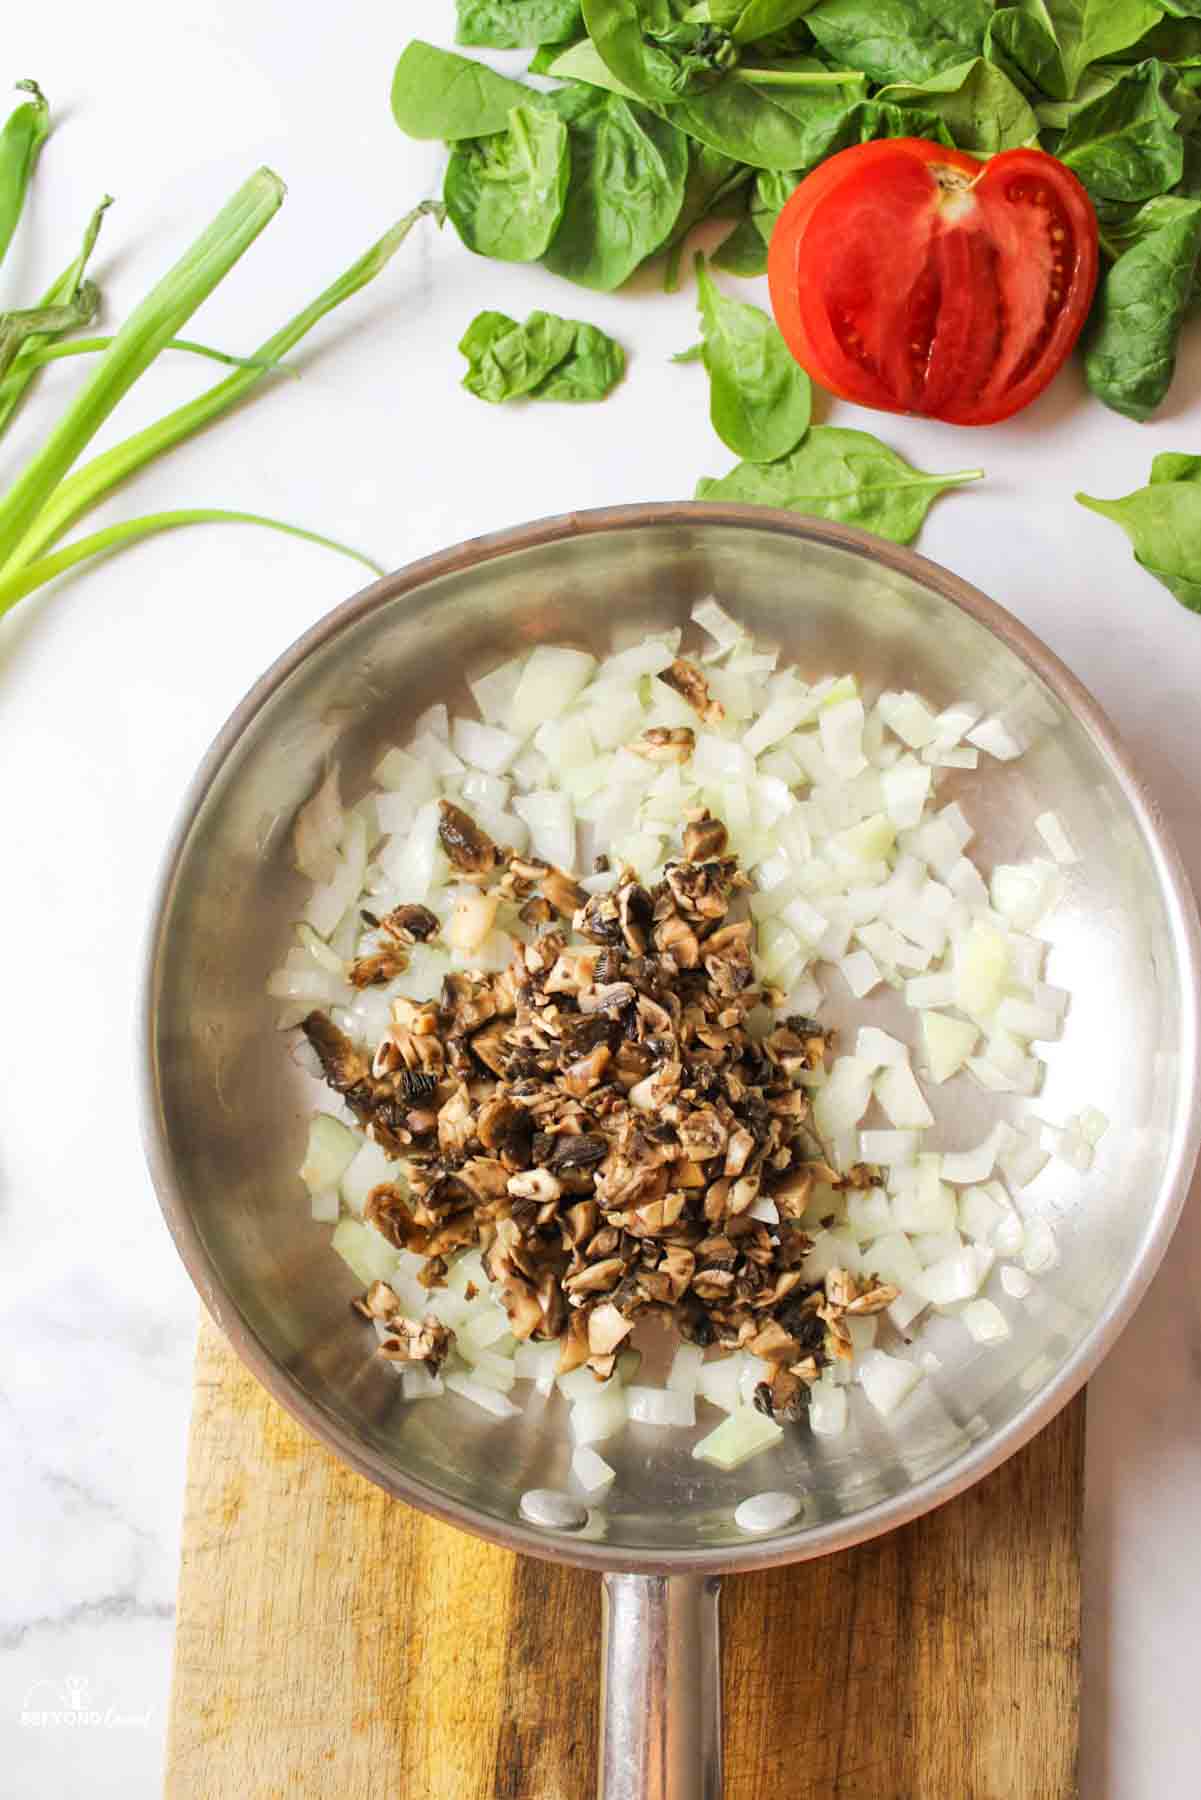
[598,1572,723,1800]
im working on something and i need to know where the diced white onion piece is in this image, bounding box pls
[510,744,551,790]
[374,749,438,818]
[780,895,829,945]
[878,690,939,748]
[996,997,1061,1041]
[331,1217,398,1287]
[1033,981,1069,1018]
[1076,1106,1109,1145]
[459,1307,512,1355]
[692,1408,783,1469]
[863,1231,924,1292]
[469,656,526,725]
[666,1345,706,1396]
[697,1355,744,1413]
[305,813,369,938]
[743,693,814,757]
[992,1206,1025,1256]
[813,1056,875,1138]
[956,923,1009,1015]
[1032,809,1079,865]
[917,1249,981,1306]
[859,1129,918,1166]
[1000,1264,1032,1299]
[833,812,897,866]
[572,1446,616,1493]
[446,885,500,954]
[300,1114,360,1194]
[905,972,957,1009]
[570,1382,629,1446]
[691,594,743,657]
[881,761,932,828]
[846,1186,894,1240]
[966,1055,1019,1093]
[451,716,521,775]
[444,1372,520,1418]
[924,743,979,769]
[958,1184,1004,1244]
[626,1386,696,1428]
[402,1365,444,1402]
[989,863,1051,930]
[310,1185,340,1222]
[967,716,1021,760]
[855,1027,909,1069]
[738,1355,775,1408]
[839,949,882,998]
[801,1230,861,1282]
[514,1340,561,1395]
[559,1364,606,1403]
[267,966,349,1006]
[506,646,597,739]
[858,1349,923,1416]
[886,1289,928,1332]
[819,697,867,777]
[874,1061,934,1130]
[809,1380,849,1437]
[999,1140,1050,1189]
[941,1122,1015,1186]
[891,1163,955,1234]
[512,790,575,869]
[912,1230,962,1267]
[426,1288,472,1329]
[920,1011,978,1084]
[961,1298,1010,1344]
[462,1349,517,1391]
[1020,1216,1059,1274]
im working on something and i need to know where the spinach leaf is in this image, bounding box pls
[540,84,691,287]
[695,252,811,458]
[673,340,706,358]
[1083,197,1201,415]
[1039,0,1166,96]
[1077,465,1201,610]
[459,308,625,399]
[695,425,983,544]
[1033,64,1122,127]
[1150,450,1201,481]
[803,0,994,86]
[985,4,1070,102]
[456,0,583,45]
[728,0,820,42]
[1059,60,1186,200]
[445,104,571,262]
[583,0,741,99]
[528,38,583,71]
[391,41,535,139]
[878,56,1041,151]
[712,211,772,271]
[546,36,646,91]
[743,102,955,240]
[662,141,752,288]
[672,76,921,170]
[537,319,628,395]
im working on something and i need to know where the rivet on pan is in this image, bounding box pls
[520,1488,589,1531]
[733,1491,802,1534]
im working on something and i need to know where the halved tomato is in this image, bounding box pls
[767,139,1099,427]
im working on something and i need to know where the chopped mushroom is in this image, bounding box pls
[660,657,725,725]
[306,820,847,1416]
[628,726,695,763]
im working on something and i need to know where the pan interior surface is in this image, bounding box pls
[144,509,1198,1565]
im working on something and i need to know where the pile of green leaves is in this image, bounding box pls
[0,82,442,621]
[393,2,1201,419]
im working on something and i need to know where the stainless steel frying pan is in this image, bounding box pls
[141,505,1201,1799]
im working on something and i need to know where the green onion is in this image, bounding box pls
[0,196,112,439]
[0,166,285,566]
[0,81,50,272]
[0,509,382,619]
[0,198,444,576]
[15,335,291,375]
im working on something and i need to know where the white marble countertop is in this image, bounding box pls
[1,3,1199,1792]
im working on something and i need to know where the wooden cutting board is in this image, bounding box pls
[166,1315,1083,1799]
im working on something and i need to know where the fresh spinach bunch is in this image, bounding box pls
[1078,452,1201,610]
[459,307,626,400]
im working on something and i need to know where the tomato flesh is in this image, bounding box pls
[767,140,1099,427]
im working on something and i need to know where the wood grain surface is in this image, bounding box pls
[167,1315,1084,1800]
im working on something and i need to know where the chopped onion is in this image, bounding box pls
[958,1184,1004,1244]
[451,716,521,775]
[508,646,597,738]
[293,765,343,885]
[1000,1264,1032,1299]
[941,1122,1015,1186]
[891,1163,955,1234]
[514,1340,561,1395]
[878,690,939,749]
[874,1061,934,1129]
[402,1365,445,1402]
[820,697,867,777]
[331,1217,397,1287]
[858,1349,922,1416]
[863,1231,924,1292]
[955,923,1009,1015]
[572,1446,616,1492]
[666,1344,705,1396]
[571,1382,629,1446]
[444,1372,521,1418]
[881,760,932,828]
[310,1185,339,1223]
[886,1289,928,1332]
[809,1380,849,1437]
[905,972,956,1009]
[1076,1106,1109,1145]
[339,1137,396,1217]
[967,716,1021,760]
[300,1114,360,1193]
[692,1408,783,1469]
[626,1386,696,1427]
[859,1129,918,1166]
[1020,1216,1059,1274]
[996,996,1061,1041]
[855,1026,909,1069]
[961,1298,1010,1344]
[839,949,882,998]
[697,1355,743,1413]
[813,1055,875,1137]
[916,1249,981,1306]
[513,790,575,869]
[691,594,743,658]
[846,1186,894,1240]
[920,1011,978,1084]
